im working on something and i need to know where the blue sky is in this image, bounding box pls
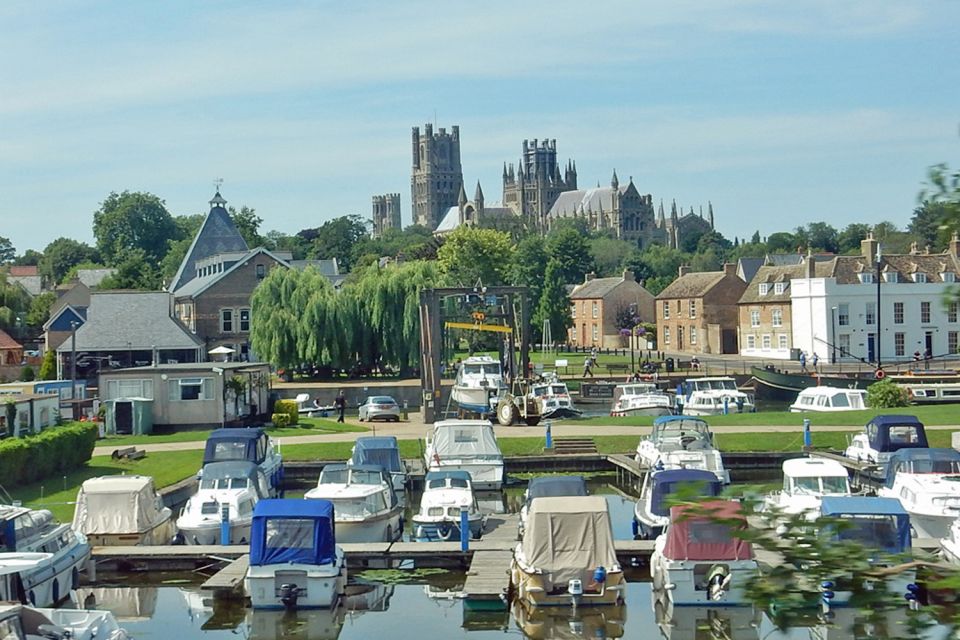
[2,0,959,254]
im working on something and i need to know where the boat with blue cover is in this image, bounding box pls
[633,469,723,540]
[349,436,407,493]
[202,428,283,496]
[412,471,484,541]
[245,499,346,610]
[843,414,928,466]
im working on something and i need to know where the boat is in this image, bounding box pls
[762,458,851,525]
[176,460,270,545]
[610,382,673,417]
[844,414,928,466]
[0,504,90,606]
[635,416,729,484]
[649,500,758,606]
[789,386,868,412]
[904,381,960,405]
[245,498,347,610]
[0,602,129,640]
[451,355,505,416]
[518,475,588,539]
[411,470,484,542]
[939,516,960,565]
[349,436,407,493]
[304,464,403,543]
[201,427,284,496]
[511,599,626,639]
[424,419,505,490]
[749,365,871,403]
[511,495,625,608]
[679,377,754,415]
[633,468,723,540]
[530,373,582,420]
[71,475,176,546]
[876,448,960,538]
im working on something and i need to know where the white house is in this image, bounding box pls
[791,234,960,366]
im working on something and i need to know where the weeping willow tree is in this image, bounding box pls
[250,266,306,372]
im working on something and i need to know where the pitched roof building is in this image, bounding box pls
[656,264,747,354]
[568,270,655,349]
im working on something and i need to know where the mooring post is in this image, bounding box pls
[545,420,553,450]
[460,504,469,552]
[803,418,812,450]
[220,503,230,545]
[723,396,729,415]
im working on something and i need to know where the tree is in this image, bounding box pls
[93,191,180,266]
[909,201,950,251]
[13,250,42,266]
[25,292,55,330]
[509,235,548,305]
[837,223,871,254]
[436,226,513,287]
[0,271,31,333]
[534,259,572,348]
[545,226,594,286]
[250,267,304,372]
[97,248,161,290]
[589,236,634,277]
[39,237,98,285]
[766,232,799,254]
[625,244,686,285]
[921,161,960,236]
[299,215,368,272]
[230,205,264,248]
[38,349,57,380]
[804,222,839,253]
[0,236,14,264]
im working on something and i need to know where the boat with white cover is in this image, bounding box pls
[201,427,283,496]
[305,464,403,543]
[424,419,505,490]
[412,470,484,541]
[451,355,504,416]
[349,436,407,493]
[635,416,729,484]
[610,382,673,417]
[876,448,960,539]
[0,602,129,640]
[530,373,582,420]
[844,414,928,466]
[762,458,851,524]
[176,461,269,545]
[245,499,346,610]
[679,377,754,415]
[511,496,625,608]
[789,386,868,413]
[518,475,588,539]
[634,468,723,540]
[72,475,175,546]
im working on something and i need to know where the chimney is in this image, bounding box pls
[951,232,960,258]
[622,269,635,282]
[585,272,596,282]
[722,263,736,277]
[861,232,878,267]
[805,254,815,278]
[909,241,920,255]
[678,265,690,277]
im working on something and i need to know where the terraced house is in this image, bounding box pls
[656,264,746,355]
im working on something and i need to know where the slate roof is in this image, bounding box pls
[168,192,249,293]
[656,272,726,299]
[434,204,517,235]
[173,247,290,299]
[56,291,202,353]
[0,328,21,350]
[738,260,835,304]
[76,268,116,288]
[570,276,627,300]
[737,257,765,283]
[832,253,960,284]
[288,258,339,277]
[548,185,630,218]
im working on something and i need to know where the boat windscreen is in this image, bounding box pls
[318,468,349,484]
[836,515,907,553]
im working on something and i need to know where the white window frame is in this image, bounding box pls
[894,302,904,324]
[895,332,905,357]
[778,334,788,349]
[592,302,598,319]
[774,282,785,295]
[762,334,771,349]
[689,300,697,318]
[750,310,760,328]
[943,272,956,283]
[591,323,598,341]
[169,377,213,402]
[570,304,576,319]
[838,304,850,326]
[664,327,671,344]
[858,273,874,284]
[239,308,251,332]
[746,335,755,349]
[884,271,898,283]
[921,301,931,324]
[105,378,154,400]
[771,308,782,327]
[690,326,697,344]
[758,283,769,296]
[663,301,670,320]
[221,308,234,333]
[914,272,927,283]
[865,302,875,326]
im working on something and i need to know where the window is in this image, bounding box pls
[255,264,266,280]
[895,332,905,357]
[239,309,250,332]
[772,309,782,327]
[774,282,785,295]
[592,324,598,341]
[690,326,697,344]
[839,334,850,356]
[914,272,927,283]
[221,309,234,332]
[689,300,697,318]
[592,302,598,319]
[778,335,788,349]
[169,377,213,401]
[838,304,849,326]
[571,304,576,319]
[750,310,760,328]
[950,302,958,323]
[950,331,958,354]
[921,301,931,324]
[865,302,875,326]
[894,302,904,324]
[758,283,769,296]
[746,335,755,349]
[762,334,771,349]
[664,327,670,344]
[663,301,670,320]
[884,271,898,283]
[858,273,874,284]
[105,378,154,400]
[943,272,956,283]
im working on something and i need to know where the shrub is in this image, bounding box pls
[867,379,910,408]
[20,366,35,382]
[0,422,98,488]
[271,413,291,427]
[274,399,298,426]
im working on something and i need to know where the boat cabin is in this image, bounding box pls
[202,427,283,492]
[781,458,850,496]
[249,499,337,568]
[820,496,911,554]
[883,448,960,489]
[0,507,55,552]
[350,437,403,476]
[648,470,723,518]
[790,386,867,412]
[523,476,588,508]
[682,377,738,394]
[845,415,928,464]
[199,460,271,498]
[649,416,714,449]
[71,475,172,541]
[663,501,753,562]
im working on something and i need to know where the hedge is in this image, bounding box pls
[0,423,98,488]
[271,413,292,427]
[274,399,298,426]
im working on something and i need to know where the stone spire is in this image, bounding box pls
[611,169,619,190]
[474,181,484,210]
[458,182,468,207]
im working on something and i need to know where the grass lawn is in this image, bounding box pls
[98,417,367,447]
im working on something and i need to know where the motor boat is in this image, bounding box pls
[518,475,588,539]
[530,373,582,420]
[412,470,484,541]
[649,500,758,606]
[635,416,729,484]
[789,386,868,412]
[678,377,754,416]
[511,496,625,608]
[201,427,284,496]
[0,504,90,606]
[349,436,407,493]
[72,475,176,546]
[876,448,960,538]
[843,414,928,466]
[610,382,674,417]
[633,468,723,540]
[511,599,626,639]
[451,355,505,416]
[904,381,960,405]
[762,458,851,524]
[245,499,347,610]
[0,602,129,640]
[424,419,505,490]
[939,516,960,565]
[305,464,403,543]
[176,460,270,545]
[245,606,346,640]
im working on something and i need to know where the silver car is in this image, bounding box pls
[358,395,401,422]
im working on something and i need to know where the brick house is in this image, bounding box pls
[656,263,747,354]
[568,270,656,349]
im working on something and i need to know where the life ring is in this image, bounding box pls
[875,368,886,380]
[437,522,455,541]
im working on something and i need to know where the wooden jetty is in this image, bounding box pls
[201,554,249,598]
[808,449,886,490]
[463,550,512,608]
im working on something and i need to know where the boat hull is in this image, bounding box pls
[749,366,870,402]
[246,558,347,610]
[176,519,253,546]
[412,516,484,542]
[84,517,177,547]
[451,387,500,415]
[650,554,758,606]
[611,406,673,417]
[425,461,504,490]
[510,562,625,608]
[335,509,403,544]
[541,406,582,419]
[2,545,91,608]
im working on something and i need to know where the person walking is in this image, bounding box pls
[811,353,819,372]
[799,351,807,373]
[334,390,346,423]
[582,356,594,378]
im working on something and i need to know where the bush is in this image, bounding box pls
[867,379,910,408]
[0,422,98,488]
[20,366,35,382]
[274,399,298,425]
[271,413,291,427]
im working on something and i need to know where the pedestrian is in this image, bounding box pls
[334,390,346,423]
[582,356,594,378]
[799,351,807,373]
[811,353,819,372]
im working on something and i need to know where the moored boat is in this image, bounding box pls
[349,436,407,493]
[876,448,960,539]
[72,475,176,546]
[176,461,268,545]
[610,383,673,417]
[749,365,870,403]
[634,468,723,540]
[762,458,851,525]
[305,464,403,543]
[424,419,505,490]
[518,475,588,539]
[0,602,129,640]
[635,416,729,484]
[789,386,868,412]
[202,427,284,497]
[844,414,928,466]
[411,470,484,542]
[451,355,505,416]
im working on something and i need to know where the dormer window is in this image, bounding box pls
[774,282,786,295]
[758,283,769,295]
[858,273,874,284]
[884,271,898,283]
[942,272,956,283]
[913,272,927,283]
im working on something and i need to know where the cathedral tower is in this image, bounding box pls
[411,124,463,230]
[371,193,401,238]
[502,138,576,231]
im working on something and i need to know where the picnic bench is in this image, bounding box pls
[605,363,630,376]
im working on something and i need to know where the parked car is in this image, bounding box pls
[358,396,401,422]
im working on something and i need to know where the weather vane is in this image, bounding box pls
[214,177,224,192]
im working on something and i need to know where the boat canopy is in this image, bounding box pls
[431,421,502,459]
[250,499,336,566]
[351,436,403,473]
[863,415,928,454]
[663,500,753,561]
[650,469,723,517]
[520,496,618,589]
[200,460,266,493]
[318,463,389,486]
[424,470,472,490]
[883,448,960,488]
[820,496,911,554]
[526,476,588,501]
[653,415,710,434]
[203,428,270,466]
[782,457,849,478]
[71,475,167,535]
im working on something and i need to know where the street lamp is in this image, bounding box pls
[830,306,838,365]
[70,321,79,397]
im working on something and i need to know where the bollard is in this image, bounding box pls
[723,396,729,415]
[803,418,812,449]
[545,420,553,450]
[220,503,230,545]
[402,400,409,420]
[460,505,470,552]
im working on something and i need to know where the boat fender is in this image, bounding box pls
[631,519,639,538]
[438,522,454,541]
[593,566,607,584]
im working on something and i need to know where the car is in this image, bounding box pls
[358,395,401,422]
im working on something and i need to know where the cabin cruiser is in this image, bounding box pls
[762,458,851,524]
[939,517,960,565]
[412,470,484,541]
[531,373,581,420]
[789,386,868,412]
[305,464,403,543]
[349,436,407,493]
[451,355,505,416]
[650,500,758,606]
[518,475,588,539]
[511,496,624,608]
[876,448,960,539]
[424,419,505,490]
[843,414,928,466]
[635,416,729,484]
[610,382,673,417]
[904,381,960,405]
[634,469,723,540]
[511,599,626,639]
[245,499,347,610]
[72,475,175,546]
[0,505,90,606]
[679,377,754,416]
[176,461,270,545]
[201,427,284,496]
[0,602,129,640]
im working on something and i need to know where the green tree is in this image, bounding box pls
[97,248,161,290]
[837,223,871,254]
[804,222,839,253]
[38,349,57,380]
[589,236,634,277]
[299,215,369,272]
[534,259,572,348]
[93,191,180,266]
[509,235,548,305]
[546,226,594,285]
[921,161,960,235]
[250,267,303,372]
[25,292,55,330]
[766,231,799,254]
[625,244,686,284]
[867,379,910,408]
[436,226,513,287]
[872,221,912,254]
[0,236,14,263]
[909,201,950,251]
[13,250,42,266]
[0,272,31,333]
[39,237,98,284]
[230,205,264,248]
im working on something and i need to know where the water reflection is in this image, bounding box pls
[652,589,760,640]
[74,586,158,621]
[512,600,626,639]
[246,608,345,640]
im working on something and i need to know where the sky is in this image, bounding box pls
[2,0,959,254]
